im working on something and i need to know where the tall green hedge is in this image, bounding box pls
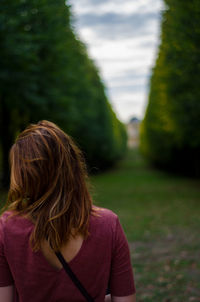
[140,0,200,176]
[0,0,127,186]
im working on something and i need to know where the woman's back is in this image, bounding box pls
[41,231,84,271]
[0,207,135,302]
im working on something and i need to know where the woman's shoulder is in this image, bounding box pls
[1,210,26,223]
[91,205,119,231]
[0,211,13,227]
[0,210,33,236]
[92,205,118,218]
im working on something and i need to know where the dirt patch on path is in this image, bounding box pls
[129,228,200,301]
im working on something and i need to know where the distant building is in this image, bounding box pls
[127,117,141,148]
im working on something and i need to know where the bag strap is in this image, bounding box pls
[55,251,94,302]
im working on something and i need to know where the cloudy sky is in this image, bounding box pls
[69,0,164,122]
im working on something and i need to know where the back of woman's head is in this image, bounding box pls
[7,120,93,251]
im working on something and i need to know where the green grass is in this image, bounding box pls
[91,149,200,241]
[91,148,200,301]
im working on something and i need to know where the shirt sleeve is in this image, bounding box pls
[0,217,14,286]
[109,216,136,296]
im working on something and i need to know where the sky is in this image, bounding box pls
[69,0,164,122]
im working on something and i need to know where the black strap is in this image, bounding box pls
[55,251,94,302]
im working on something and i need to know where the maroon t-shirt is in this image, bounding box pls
[0,207,135,301]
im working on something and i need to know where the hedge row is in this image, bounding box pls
[140,0,200,176]
[0,0,127,186]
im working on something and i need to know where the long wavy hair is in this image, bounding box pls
[6,120,93,252]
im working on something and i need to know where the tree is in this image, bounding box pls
[0,0,127,187]
[140,0,200,176]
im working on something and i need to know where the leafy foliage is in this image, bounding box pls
[0,0,127,186]
[140,0,200,176]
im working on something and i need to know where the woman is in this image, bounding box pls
[0,120,136,302]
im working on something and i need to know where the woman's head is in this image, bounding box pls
[7,120,93,251]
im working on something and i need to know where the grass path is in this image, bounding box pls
[91,149,200,301]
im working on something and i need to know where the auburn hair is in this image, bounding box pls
[6,120,93,252]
